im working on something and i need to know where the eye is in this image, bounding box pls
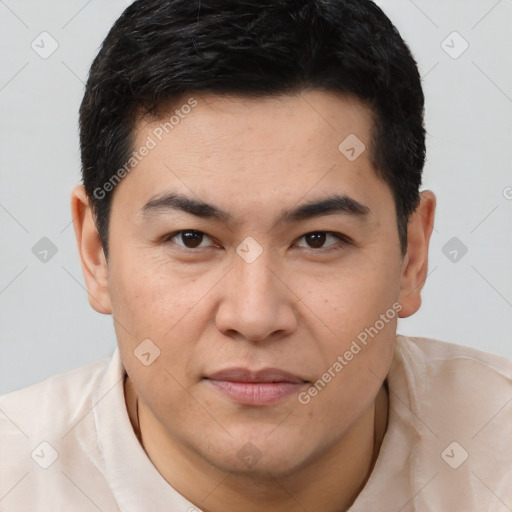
[295,231,350,251]
[162,230,350,252]
[165,230,216,249]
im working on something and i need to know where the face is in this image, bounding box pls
[78,90,423,477]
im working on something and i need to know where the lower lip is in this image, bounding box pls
[206,379,307,406]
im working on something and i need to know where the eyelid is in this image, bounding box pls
[163,230,218,249]
[162,229,352,252]
[293,231,352,252]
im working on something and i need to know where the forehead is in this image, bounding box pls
[113,90,389,223]
[140,90,375,152]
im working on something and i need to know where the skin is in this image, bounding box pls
[71,90,436,512]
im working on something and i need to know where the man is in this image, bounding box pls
[1,1,510,511]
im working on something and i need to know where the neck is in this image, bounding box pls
[124,376,388,512]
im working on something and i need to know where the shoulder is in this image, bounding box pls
[0,354,113,436]
[0,353,116,508]
[364,335,512,510]
[397,334,512,366]
[389,335,512,509]
[395,334,512,382]
[392,334,512,421]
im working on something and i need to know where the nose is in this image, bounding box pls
[214,251,298,342]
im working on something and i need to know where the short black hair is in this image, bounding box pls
[79,0,425,258]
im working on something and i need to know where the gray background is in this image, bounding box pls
[1,0,511,395]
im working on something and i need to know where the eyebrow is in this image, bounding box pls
[140,192,371,227]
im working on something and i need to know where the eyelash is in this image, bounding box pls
[161,230,352,253]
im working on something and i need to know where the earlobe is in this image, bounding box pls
[397,190,436,318]
[71,185,112,315]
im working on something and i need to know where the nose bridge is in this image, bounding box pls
[233,247,278,307]
[214,244,297,341]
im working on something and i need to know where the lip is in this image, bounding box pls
[204,367,308,406]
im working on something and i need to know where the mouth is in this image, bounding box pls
[204,367,309,406]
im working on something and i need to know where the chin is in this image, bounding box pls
[200,428,313,478]
[215,453,306,480]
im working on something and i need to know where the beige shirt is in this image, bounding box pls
[1,335,511,511]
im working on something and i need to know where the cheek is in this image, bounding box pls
[108,252,218,339]
[297,299,397,440]
[106,258,206,389]
[297,252,401,343]
[299,253,399,418]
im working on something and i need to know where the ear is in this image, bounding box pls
[70,185,112,314]
[397,190,436,318]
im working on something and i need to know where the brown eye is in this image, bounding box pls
[181,230,203,248]
[295,231,349,251]
[305,232,327,248]
[168,230,212,249]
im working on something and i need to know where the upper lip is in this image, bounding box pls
[205,368,307,384]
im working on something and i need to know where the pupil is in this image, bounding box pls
[306,232,326,248]
[182,231,203,248]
